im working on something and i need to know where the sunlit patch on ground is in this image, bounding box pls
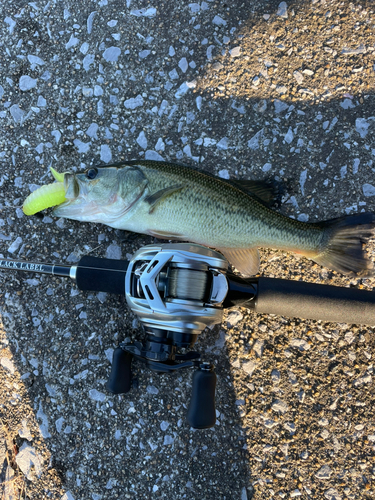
[0,319,65,499]
[195,1,375,103]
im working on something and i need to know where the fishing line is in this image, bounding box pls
[168,268,208,301]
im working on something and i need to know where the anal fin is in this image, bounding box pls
[148,230,184,240]
[219,247,260,277]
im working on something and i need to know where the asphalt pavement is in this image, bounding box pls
[0,1,375,499]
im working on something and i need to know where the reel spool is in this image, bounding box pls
[125,243,229,343]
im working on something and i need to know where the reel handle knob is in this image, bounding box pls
[186,363,217,429]
[106,347,132,394]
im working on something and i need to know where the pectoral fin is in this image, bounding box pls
[219,247,260,277]
[145,185,184,213]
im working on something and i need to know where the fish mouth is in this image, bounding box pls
[64,174,80,200]
[52,174,96,220]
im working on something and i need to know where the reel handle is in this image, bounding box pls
[106,347,132,394]
[187,363,217,429]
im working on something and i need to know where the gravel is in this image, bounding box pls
[0,1,375,499]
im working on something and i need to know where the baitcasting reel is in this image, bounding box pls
[1,243,375,429]
[108,243,230,429]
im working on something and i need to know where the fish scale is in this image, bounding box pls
[51,160,375,278]
[133,161,321,249]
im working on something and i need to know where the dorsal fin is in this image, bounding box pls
[224,179,281,207]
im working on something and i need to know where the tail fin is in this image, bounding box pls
[313,213,375,277]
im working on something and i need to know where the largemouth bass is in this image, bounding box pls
[53,160,375,277]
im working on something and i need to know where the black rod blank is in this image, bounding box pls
[0,258,71,277]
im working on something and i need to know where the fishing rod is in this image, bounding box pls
[1,243,375,429]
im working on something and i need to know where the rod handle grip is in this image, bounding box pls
[76,256,128,295]
[255,277,375,325]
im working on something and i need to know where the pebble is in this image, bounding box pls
[4,16,16,33]
[324,488,342,500]
[242,360,257,376]
[145,150,164,161]
[213,62,224,71]
[36,403,51,438]
[160,421,169,431]
[10,104,25,123]
[86,11,97,33]
[89,389,107,402]
[355,118,371,138]
[15,443,43,481]
[18,420,33,441]
[100,144,112,163]
[83,54,95,71]
[230,47,241,58]
[175,82,190,99]
[212,15,227,26]
[55,417,65,433]
[315,465,333,480]
[137,131,148,149]
[252,339,264,357]
[362,184,375,197]
[290,490,301,498]
[179,58,188,73]
[130,7,156,17]
[8,237,22,254]
[342,44,366,55]
[232,358,241,368]
[217,137,228,150]
[274,100,288,113]
[1,357,15,374]
[264,419,278,429]
[105,243,121,260]
[102,349,113,364]
[139,50,151,59]
[66,35,79,49]
[271,399,289,413]
[61,492,76,500]
[163,433,174,443]
[293,71,303,84]
[271,369,281,383]
[226,310,243,327]
[147,385,159,395]
[290,338,310,351]
[277,2,288,19]
[340,99,355,110]
[19,76,37,91]
[124,95,144,109]
[28,55,45,66]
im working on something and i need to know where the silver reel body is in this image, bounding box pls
[125,243,229,338]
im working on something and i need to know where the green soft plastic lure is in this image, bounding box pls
[22,167,67,215]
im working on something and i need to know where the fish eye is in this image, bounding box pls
[86,168,98,180]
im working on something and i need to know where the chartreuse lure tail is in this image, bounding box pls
[22,167,67,215]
